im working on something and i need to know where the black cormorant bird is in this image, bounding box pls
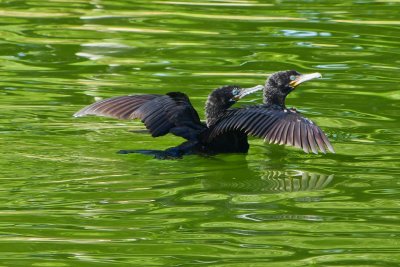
[207,70,335,154]
[74,84,264,158]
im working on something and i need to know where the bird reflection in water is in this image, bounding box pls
[203,169,335,193]
[259,170,334,192]
[200,152,335,193]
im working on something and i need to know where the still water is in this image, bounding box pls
[1,0,399,266]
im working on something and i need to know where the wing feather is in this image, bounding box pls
[103,97,142,118]
[242,112,263,134]
[267,120,284,144]
[287,122,295,147]
[74,95,160,119]
[279,121,290,145]
[307,128,318,154]
[208,106,334,154]
[294,121,302,149]
[300,122,310,153]
[318,128,335,153]
[274,121,287,144]
[261,115,280,140]
[254,114,272,137]
[233,112,249,130]
[312,126,327,154]
[74,93,205,139]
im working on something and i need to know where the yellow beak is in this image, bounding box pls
[289,72,322,88]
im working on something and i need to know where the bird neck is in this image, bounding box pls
[263,94,286,108]
[205,97,231,127]
[263,86,287,109]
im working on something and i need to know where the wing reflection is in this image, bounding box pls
[200,156,335,193]
[260,170,334,192]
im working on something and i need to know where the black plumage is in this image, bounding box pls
[74,93,204,139]
[207,70,335,154]
[74,70,334,158]
[74,85,264,158]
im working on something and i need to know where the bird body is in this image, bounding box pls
[74,85,264,158]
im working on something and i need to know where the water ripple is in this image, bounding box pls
[1,0,400,266]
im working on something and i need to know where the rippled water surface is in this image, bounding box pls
[1,0,400,266]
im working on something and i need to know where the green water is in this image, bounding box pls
[1,0,400,266]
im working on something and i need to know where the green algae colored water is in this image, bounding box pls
[1,0,400,266]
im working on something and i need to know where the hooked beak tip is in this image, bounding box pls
[290,72,322,88]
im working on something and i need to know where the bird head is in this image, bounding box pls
[211,85,264,108]
[205,84,264,126]
[264,70,322,107]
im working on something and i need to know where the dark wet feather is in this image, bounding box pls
[307,128,318,154]
[260,115,280,139]
[294,121,302,149]
[279,121,290,145]
[74,93,205,139]
[242,112,262,133]
[273,121,287,144]
[74,95,159,118]
[266,120,282,144]
[319,128,335,153]
[287,122,295,147]
[207,106,334,154]
[233,112,249,130]
[312,126,326,154]
[254,113,271,137]
[300,122,310,153]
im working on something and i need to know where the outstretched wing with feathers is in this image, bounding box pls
[207,106,334,154]
[74,92,205,139]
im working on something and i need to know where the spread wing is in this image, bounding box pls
[207,106,334,154]
[74,92,205,139]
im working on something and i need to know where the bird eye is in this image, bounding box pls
[290,75,296,81]
[232,89,240,95]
